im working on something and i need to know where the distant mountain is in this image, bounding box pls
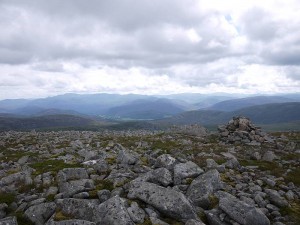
[208,96,297,111]
[0,114,98,131]
[159,102,300,125]
[105,98,185,119]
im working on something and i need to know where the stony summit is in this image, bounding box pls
[0,117,299,225]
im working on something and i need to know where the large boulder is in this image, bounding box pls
[58,179,95,197]
[117,149,139,165]
[186,169,223,209]
[265,189,289,207]
[217,191,270,225]
[154,154,177,170]
[57,168,89,183]
[174,161,204,185]
[127,181,198,222]
[24,202,56,225]
[0,216,18,225]
[56,199,100,222]
[95,196,134,225]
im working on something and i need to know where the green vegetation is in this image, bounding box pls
[280,200,300,224]
[54,210,74,221]
[0,192,16,204]
[30,159,81,175]
[285,167,300,186]
[14,212,34,225]
[94,179,114,191]
[240,160,285,177]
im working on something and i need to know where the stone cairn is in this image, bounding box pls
[218,116,274,145]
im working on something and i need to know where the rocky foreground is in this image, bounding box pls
[0,117,299,225]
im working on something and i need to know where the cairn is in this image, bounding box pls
[218,116,274,145]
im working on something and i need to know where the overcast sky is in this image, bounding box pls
[0,0,300,99]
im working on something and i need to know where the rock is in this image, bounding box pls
[57,168,89,183]
[97,189,111,203]
[205,208,229,225]
[24,202,56,225]
[154,154,177,170]
[150,168,173,187]
[0,204,8,219]
[46,219,96,225]
[127,201,145,224]
[262,151,277,162]
[0,171,32,191]
[251,152,261,160]
[58,179,94,197]
[0,216,18,225]
[56,199,100,222]
[217,191,270,225]
[185,219,206,225]
[265,189,289,207]
[117,149,139,165]
[149,217,169,225]
[174,161,204,185]
[128,181,198,222]
[96,196,134,225]
[186,169,223,209]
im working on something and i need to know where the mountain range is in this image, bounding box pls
[0,93,299,131]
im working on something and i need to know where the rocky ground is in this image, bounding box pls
[0,117,299,225]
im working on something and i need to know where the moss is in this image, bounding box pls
[46,194,56,202]
[208,194,219,209]
[0,192,16,204]
[137,218,152,225]
[197,210,208,224]
[0,150,38,163]
[54,211,74,221]
[140,156,148,166]
[285,167,300,186]
[240,160,285,177]
[106,157,116,165]
[30,159,81,175]
[14,212,34,225]
[94,179,114,192]
[280,201,300,224]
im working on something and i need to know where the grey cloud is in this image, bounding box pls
[241,7,278,41]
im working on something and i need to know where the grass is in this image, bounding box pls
[14,212,34,225]
[240,160,285,178]
[94,179,114,191]
[0,150,38,163]
[285,167,300,186]
[54,210,74,221]
[280,200,300,224]
[0,192,16,204]
[30,159,81,175]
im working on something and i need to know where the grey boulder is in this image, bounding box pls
[0,216,18,225]
[24,202,56,225]
[95,196,134,225]
[217,191,270,225]
[174,161,203,185]
[128,181,198,222]
[186,169,223,209]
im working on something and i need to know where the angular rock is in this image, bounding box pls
[0,204,7,219]
[185,219,206,225]
[217,191,270,225]
[174,161,203,185]
[57,168,89,183]
[186,169,223,208]
[265,189,289,207]
[24,202,56,225]
[149,168,173,187]
[56,199,100,222]
[46,219,96,225]
[117,149,139,165]
[128,181,198,222]
[127,201,145,224]
[97,189,111,203]
[58,179,94,197]
[0,216,18,225]
[262,151,277,162]
[95,196,134,225]
[154,154,177,170]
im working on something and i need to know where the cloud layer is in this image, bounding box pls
[0,0,299,99]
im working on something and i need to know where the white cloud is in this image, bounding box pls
[0,0,299,99]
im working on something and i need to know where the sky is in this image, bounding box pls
[0,0,300,99]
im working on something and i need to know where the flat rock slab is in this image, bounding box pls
[217,191,270,225]
[25,202,56,225]
[127,181,198,222]
[0,217,18,225]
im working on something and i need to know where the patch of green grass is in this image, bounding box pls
[280,200,300,224]
[0,192,16,204]
[137,218,152,225]
[14,212,34,225]
[208,194,219,209]
[0,150,38,163]
[46,194,56,202]
[30,159,81,175]
[240,160,285,178]
[94,179,114,191]
[285,167,300,186]
[54,210,74,221]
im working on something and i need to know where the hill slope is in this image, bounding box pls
[105,98,185,119]
[208,96,298,111]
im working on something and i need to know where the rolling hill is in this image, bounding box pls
[105,98,185,119]
[208,96,298,111]
[158,102,300,126]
